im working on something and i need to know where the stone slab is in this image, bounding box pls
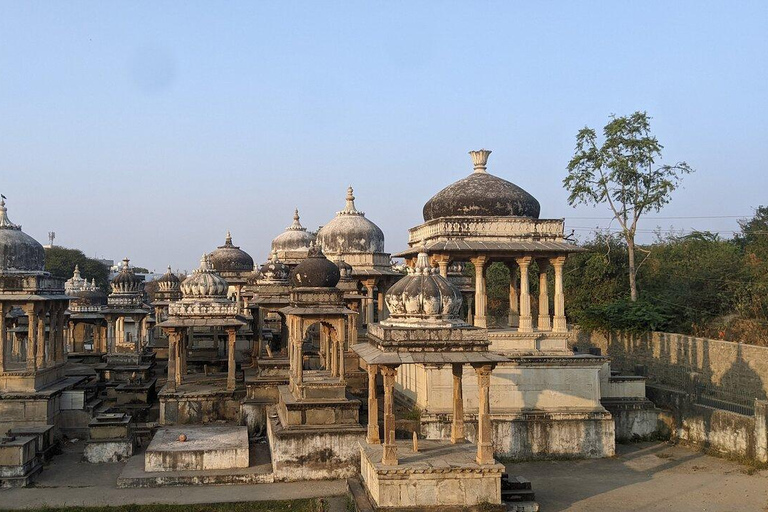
[144,425,249,472]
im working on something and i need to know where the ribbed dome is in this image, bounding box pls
[422,150,540,221]
[0,199,45,272]
[157,266,181,292]
[209,232,254,273]
[111,258,144,294]
[384,251,463,324]
[316,187,385,254]
[180,254,229,298]
[271,209,316,252]
[290,244,340,288]
[257,251,290,284]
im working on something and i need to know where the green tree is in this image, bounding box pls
[564,111,693,301]
[44,247,111,290]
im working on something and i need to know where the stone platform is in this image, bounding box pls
[117,442,273,488]
[144,425,249,472]
[360,440,506,510]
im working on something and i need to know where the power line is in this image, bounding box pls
[568,215,751,220]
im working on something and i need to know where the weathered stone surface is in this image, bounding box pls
[144,426,249,472]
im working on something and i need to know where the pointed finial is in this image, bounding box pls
[225,231,232,246]
[0,196,20,230]
[469,149,492,173]
[122,258,130,270]
[288,208,306,231]
[345,186,356,212]
[294,208,300,221]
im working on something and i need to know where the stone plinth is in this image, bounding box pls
[144,426,249,472]
[276,385,361,427]
[9,425,56,461]
[84,412,135,463]
[159,377,242,425]
[360,439,504,510]
[0,435,41,487]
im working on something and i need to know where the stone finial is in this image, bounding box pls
[344,186,357,212]
[121,258,130,270]
[0,197,20,230]
[287,208,306,231]
[225,230,233,246]
[73,264,81,278]
[469,149,492,173]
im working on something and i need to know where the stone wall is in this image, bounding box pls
[573,329,768,400]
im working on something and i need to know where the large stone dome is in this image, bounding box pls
[209,232,254,273]
[0,199,45,272]
[317,187,384,254]
[257,251,290,284]
[157,266,181,292]
[422,150,540,221]
[271,209,316,253]
[290,244,340,288]
[384,250,463,325]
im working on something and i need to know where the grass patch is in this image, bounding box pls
[0,499,328,512]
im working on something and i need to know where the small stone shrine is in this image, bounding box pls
[352,249,510,510]
[266,244,365,481]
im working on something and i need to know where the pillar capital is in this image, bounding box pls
[515,255,533,267]
[549,255,567,267]
[470,254,488,268]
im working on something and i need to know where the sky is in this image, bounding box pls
[1,1,767,273]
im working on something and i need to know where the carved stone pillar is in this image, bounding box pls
[381,365,399,466]
[26,305,37,370]
[37,304,46,368]
[167,330,178,392]
[367,364,380,444]
[516,257,533,332]
[505,262,519,328]
[227,327,237,391]
[377,289,388,321]
[470,255,488,328]
[364,280,376,326]
[338,320,346,383]
[474,364,495,465]
[551,256,567,332]
[178,333,187,384]
[0,301,6,372]
[537,259,551,331]
[451,363,465,444]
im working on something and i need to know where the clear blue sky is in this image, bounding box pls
[1,1,766,272]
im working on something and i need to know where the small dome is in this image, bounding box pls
[0,199,45,272]
[384,251,463,324]
[422,150,540,221]
[316,187,385,254]
[111,258,144,294]
[335,258,353,281]
[157,266,181,292]
[257,251,290,284]
[290,244,340,288]
[209,232,254,273]
[271,209,316,252]
[180,254,229,298]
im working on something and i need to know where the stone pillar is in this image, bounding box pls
[26,306,37,370]
[227,327,237,391]
[0,302,6,372]
[434,254,450,279]
[56,304,66,363]
[451,363,465,444]
[367,364,380,444]
[377,289,388,321]
[474,364,495,465]
[37,304,46,368]
[537,259,551,331]
[505,262,519,328]
[381,365,398,466]
[466,294,474,325]
[338,321,346,382]
[294,320,303,386]
[235,285,242,314]
[516,257,533,332]
[330,338,338,377]
[470,255,488,328]
[179,333,187,382]
[551,256,567,332]
[364,280,376,326]
[167,331,178,392]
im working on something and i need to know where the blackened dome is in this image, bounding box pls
[209,232,254,273]
[290,244,340,288]
[422,150,540,221]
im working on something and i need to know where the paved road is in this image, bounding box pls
[511,442,768,511]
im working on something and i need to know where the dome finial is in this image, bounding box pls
[122,258,130,270]
[344,186,357,213]
[0,196,20,230]
[287,208,306,231]
[225,231,232,246]
[469,149,492,173]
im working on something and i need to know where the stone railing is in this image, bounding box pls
[169,301,239,317]
[408,216,564,244]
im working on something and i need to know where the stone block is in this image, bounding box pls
[144,426,249,472]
